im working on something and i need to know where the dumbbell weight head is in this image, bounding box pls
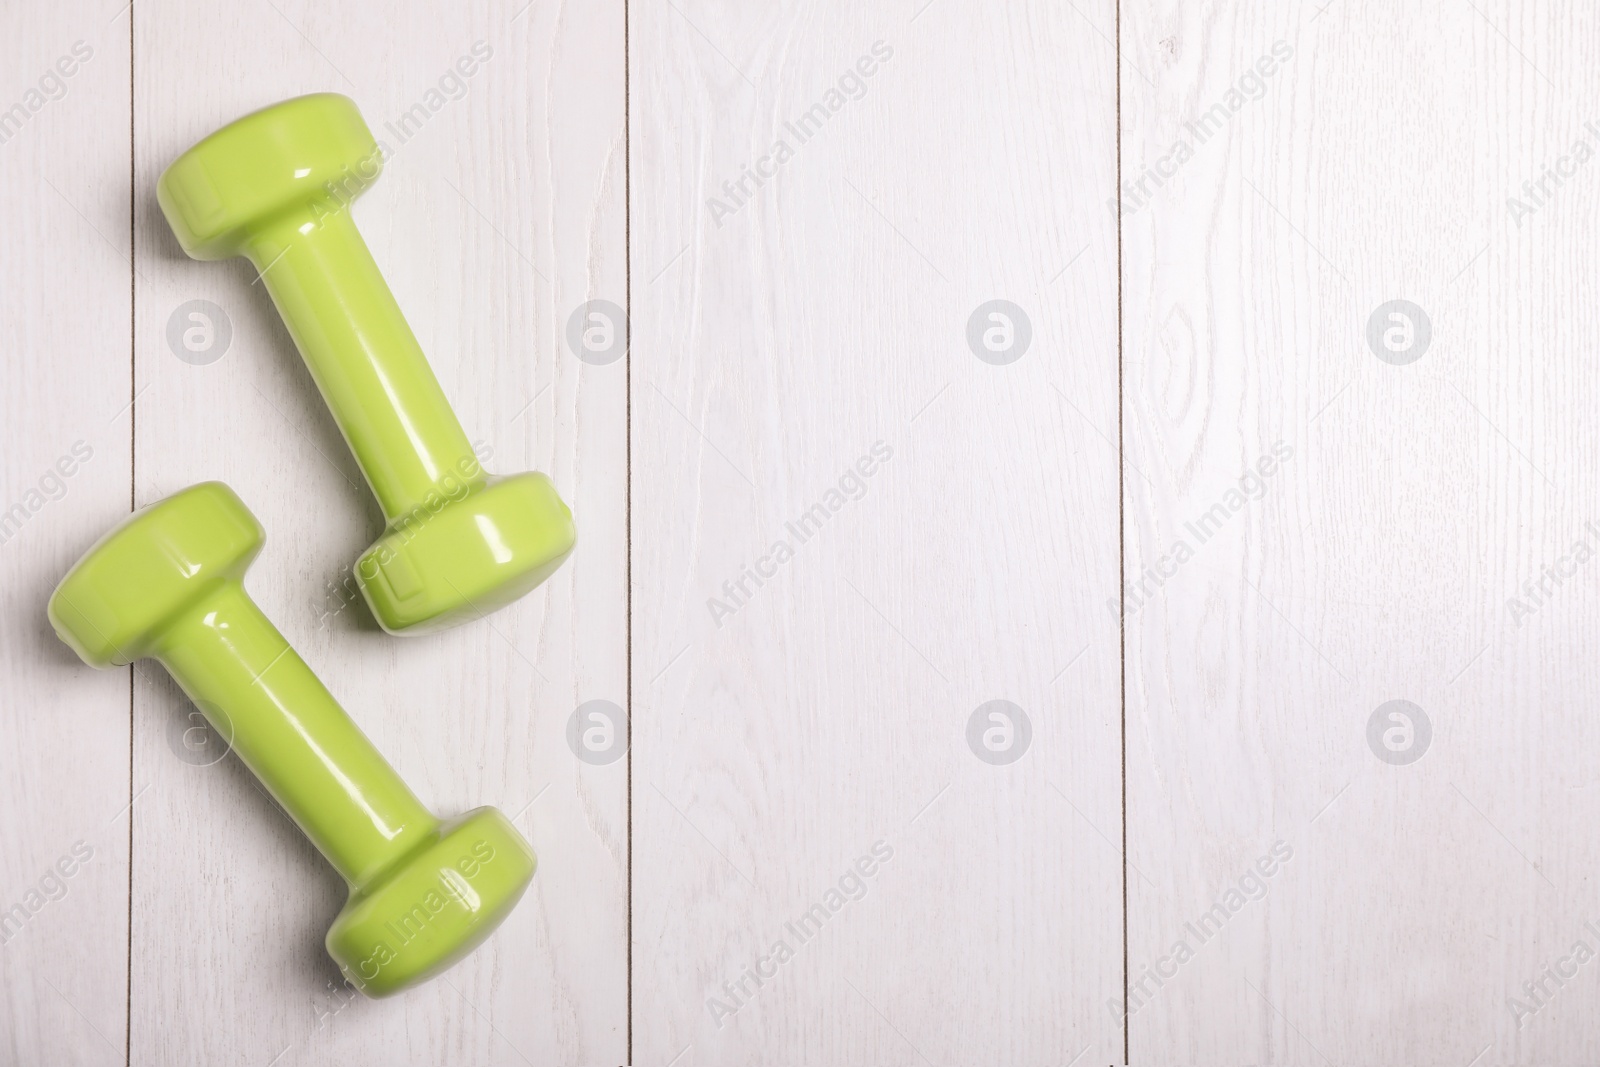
[48,484,538,996]
[156,92,380,262]
[326,806,536,995]
[355,470,576,635]
[158,95,577,635]
[48,478,265,667]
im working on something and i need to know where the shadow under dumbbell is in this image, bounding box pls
[27,549,92,669]
[145,188,389,636]
[146,668,350,989]
[234,256,391,639]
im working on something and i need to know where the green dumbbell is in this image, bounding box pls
[47,483,536,996]
[157,93,576,635]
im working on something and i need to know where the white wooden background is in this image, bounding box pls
[3,0,1598,1064]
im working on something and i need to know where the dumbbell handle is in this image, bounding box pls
[157,581,437,888]
[246,210,484,522]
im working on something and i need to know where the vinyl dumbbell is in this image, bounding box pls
[47,482,536,996]
[156,93,576,635]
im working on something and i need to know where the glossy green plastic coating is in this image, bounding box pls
[47,484,536,996]
[156,93,575,635]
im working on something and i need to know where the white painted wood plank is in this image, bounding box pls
[630,1,1122,1062]
[0,5,132,1064]
[131,0,625,1062]
[1121,1,1600,1061]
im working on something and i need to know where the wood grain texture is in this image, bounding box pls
[15,0,1600,1062]
[128,0,625,1063]
[1121,1,1600,1062]
[0,4,131,1064]
[629,1,1123,1063]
